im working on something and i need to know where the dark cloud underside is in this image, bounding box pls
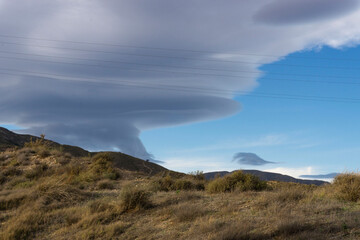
[254,0,359,24]
[233,152,275,166]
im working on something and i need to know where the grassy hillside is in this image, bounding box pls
[0,135,360,239]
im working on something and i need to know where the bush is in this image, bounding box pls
[97,180,114,190]
[120,186,152,212]
[25,163,48,179]
[83,153,121,181]
[206,171,267,193]
[151,175,204,192]
[332,173,360,202]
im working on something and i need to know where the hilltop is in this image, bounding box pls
[0,127,360,239]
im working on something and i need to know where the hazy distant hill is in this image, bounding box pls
[204,170,328,186]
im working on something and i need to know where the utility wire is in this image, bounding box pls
[0,33,359,62]
[2,41,360,70]
[0,69,359,103]
[2,48,360,80]
[2,54,360,86]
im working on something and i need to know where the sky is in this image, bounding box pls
[0,0,360,179]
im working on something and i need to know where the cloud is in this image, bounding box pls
[264,166,313,178]
[0,1,360,161]
[254,0,359,25]
[233,152,275,166]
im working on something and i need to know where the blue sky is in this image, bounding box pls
[141,46,360,176]
[1,0,360,179]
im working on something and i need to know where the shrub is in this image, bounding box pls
[82,153,121,182]
[120,186,152,212]
[25,163,48,179]
[151,175,204,192]
[151,175,175,191]
[332,173,360,202]
[189,170,205,181]
[3,166,22,177]
[206,171,267,193]
[97,180,114,190]
[173,179,195,190]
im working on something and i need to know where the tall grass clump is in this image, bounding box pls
[120,186,152,212]
[79,153,121,182]
[206,171,267,193]
[332,172,360,202]
[151,175,204,192]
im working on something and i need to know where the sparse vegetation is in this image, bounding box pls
[206,170,267,193]
[0,143,360,239]
[332,172,360,202]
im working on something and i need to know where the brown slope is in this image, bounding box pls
[0,127,169,176]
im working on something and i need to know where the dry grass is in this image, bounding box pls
[333,172,360,202]
[1,146,360,239]
[206,170,267,193]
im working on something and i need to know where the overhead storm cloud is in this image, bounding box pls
[1,0,360,160]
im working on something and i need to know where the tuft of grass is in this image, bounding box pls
[206,171,267,193]
[119,185,152,212]
[96,180,115,190]
[81,153,121,182]
[173,203,207,222]
[25,163,48,180]
[332,172,360,202]
[0,191,28,210]
[151,175,204,192]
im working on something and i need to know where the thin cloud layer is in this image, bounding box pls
[0,1,360,160]
[233,152,275,166]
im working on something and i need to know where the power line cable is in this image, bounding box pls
[0,69,359,103]
[2,40,360,70]
[0,33,359,62]
[2,48,360,80]
[2,54,360,86]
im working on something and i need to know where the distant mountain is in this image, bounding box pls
[300,173,339,179]
[204,170,329,186]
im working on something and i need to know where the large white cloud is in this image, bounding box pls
[0,0,360,160]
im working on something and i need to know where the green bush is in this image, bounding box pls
[120,186,152,212]
[206,171,267,193]
[332,173,360,202]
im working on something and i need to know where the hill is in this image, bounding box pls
[204,170,328,186]
[0,127,168,176]
[0,127,360,239]
[0,127,89,157]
